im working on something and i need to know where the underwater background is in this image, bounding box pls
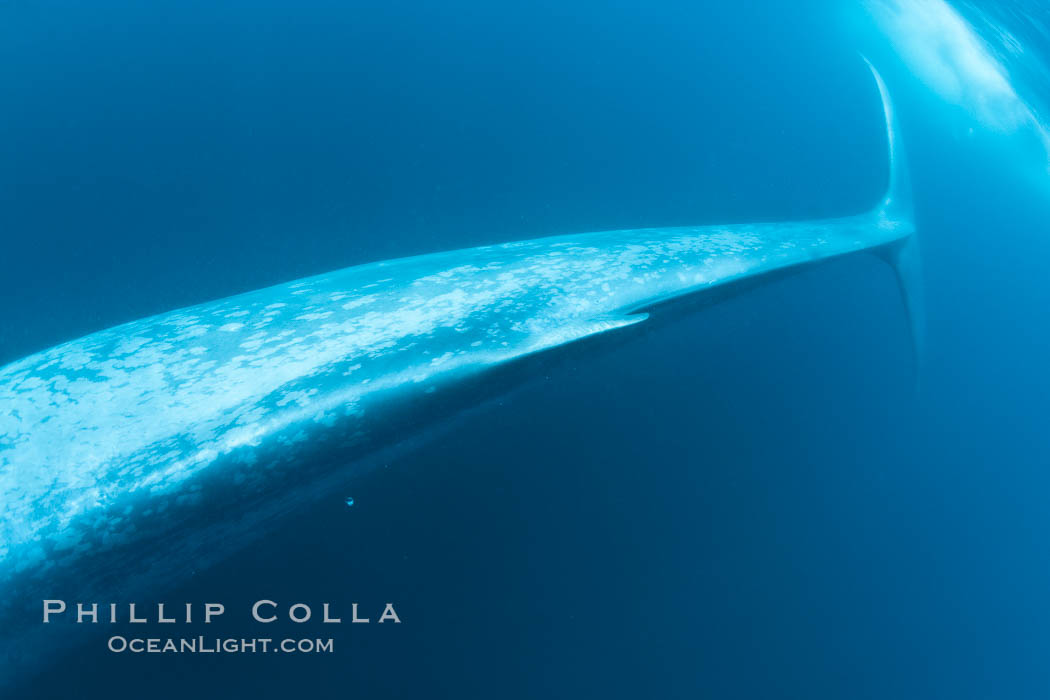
[1,0,1049,697]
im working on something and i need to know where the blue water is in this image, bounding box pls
[2,0,1049,698]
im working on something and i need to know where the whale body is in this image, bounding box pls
[0,62,919,679]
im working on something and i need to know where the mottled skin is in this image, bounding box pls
[0,63,915,681]
[0,213,911,601]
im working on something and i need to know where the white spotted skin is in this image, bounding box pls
[0,213,910,589]
[0,211,911,681]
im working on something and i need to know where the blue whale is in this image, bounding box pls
[0,61,919,679]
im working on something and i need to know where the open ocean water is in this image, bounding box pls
[1,0,1049,697]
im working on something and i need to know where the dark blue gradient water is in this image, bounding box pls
[2,1,1048,698]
